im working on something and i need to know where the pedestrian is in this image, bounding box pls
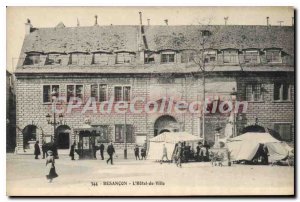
[106,141,115,165]
[141,146,146,160]
[196,142,203,162]
[45,150,58,183]
[69,142,75,160]
[34,141,41,159]
[99,143,105,160]
[134,145,140,160]
[176,142,183,168]
[160,144,169,164]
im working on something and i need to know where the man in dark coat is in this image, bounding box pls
[176,142,183,168]
[141,146,146,160]
[196,142,203,162]
[134,145,140,160]
[99,143,105,160]
[69,142,75,160]
[106,142,115,165]
[34,141,41,159]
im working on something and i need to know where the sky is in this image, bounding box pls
[6,6,294,72]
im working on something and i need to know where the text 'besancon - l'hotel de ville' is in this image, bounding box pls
[14,13,294,153]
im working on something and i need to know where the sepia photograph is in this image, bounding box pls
[5,6,295,196]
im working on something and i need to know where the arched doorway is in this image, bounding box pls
[56,125,71,149]
[154,115,179,136]
[22,125,38,150]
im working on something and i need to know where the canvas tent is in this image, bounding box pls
[227,132,293,162]
[147,132,202,160]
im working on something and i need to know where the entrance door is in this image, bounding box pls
[58,132,70,149]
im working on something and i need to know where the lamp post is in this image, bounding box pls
[45,92,64,158]
[124,110,127,159]
[230,88,237,137]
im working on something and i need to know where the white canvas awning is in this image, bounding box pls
[227,132,293,162]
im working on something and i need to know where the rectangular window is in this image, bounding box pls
[266,50,281,63]
[115,124,134,143]
[246,84,263,101]
[244,51,259,63]
[161,52,175,63]
[93,53,110,65]
[43,85,59,103]
[69,53,86,65]
[144,52,155,64]
[223,50,239,63]
[23,53,41,65]
[90,84,107,102]
[93,125,109,143]
[274,123,292,141]
[114,86,122,102]
[204,50,217,64]
[67,85,83,102]
[114,86,131,102]
[181,51,195,63]
[45,54,62,65]
[116,53,135,64]
[99,84,108,102]
[69,53,79,65]
[123,86,131,102]
[91,84,98,100]
[274,83,291,101]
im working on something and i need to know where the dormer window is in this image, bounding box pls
[244,50,260,64]
[68,52,86,65]
[201,30,211,37]
[116,52,135,64]
[23,52,41,65]
[45,53,62,65]
[222,49,239,64]
[204,50,217,64]
[161,51,175,63]
[92,52,111,65]
[144,51,155,64]
[181,50,195,63]
[265,49,282,63]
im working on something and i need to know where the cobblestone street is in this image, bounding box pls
[6,153,294,196]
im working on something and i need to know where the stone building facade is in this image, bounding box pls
[14,19,294,153]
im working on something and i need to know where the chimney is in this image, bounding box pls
[164,19,168,25]
[139,12,143,26]
[147,19,150,26]
[278,21,284,26]
[266,17,269,26]
[224,17,229,26]
[25,19,33,35]
[94,15,98,26]
[77,18,80,27]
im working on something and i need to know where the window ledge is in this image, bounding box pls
[273,100,293,103]
[246,101,265,103]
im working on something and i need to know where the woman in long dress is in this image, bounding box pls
[45,150,58,183]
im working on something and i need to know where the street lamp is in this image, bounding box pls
[45,91,64,158]
[46,113,64,141]
[230,88,238,137]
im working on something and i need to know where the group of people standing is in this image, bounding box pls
[134,145,147,160]
[160,141,211,167]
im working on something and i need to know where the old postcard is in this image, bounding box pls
[6,6,295,196]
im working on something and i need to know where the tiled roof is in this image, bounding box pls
[144,25,294,55]
[16,24,294,74]
[21,25,294,55]
[22,25,139,54]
